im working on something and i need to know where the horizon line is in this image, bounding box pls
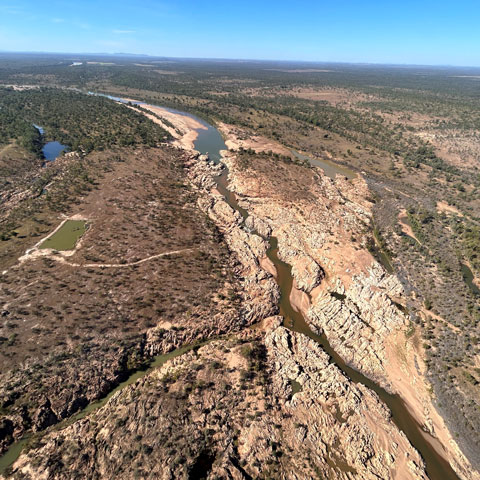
[1,49,480,70]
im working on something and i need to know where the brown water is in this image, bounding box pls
[372,227,395,274]
[290,149,356,180]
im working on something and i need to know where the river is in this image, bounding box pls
[0,98,461,480]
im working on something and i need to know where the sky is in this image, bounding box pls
[1,0,480,66]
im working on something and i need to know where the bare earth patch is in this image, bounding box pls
[436,201,463,216]
[218,122,292,156]
[398,210,422,243]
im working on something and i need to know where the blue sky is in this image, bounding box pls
[1,0,479,66]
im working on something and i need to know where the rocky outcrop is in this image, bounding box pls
[220,150,406,388]
[265,321,428,480]
[244,215,272,238]
[215,148,475,479]
[308,263,409,390]
[0,341,139,442]
[187,154,279,325]
[291,254,324,292]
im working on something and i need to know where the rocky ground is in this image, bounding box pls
[2,103,479,479]
[5,320,430,480]
[218,144,478,479]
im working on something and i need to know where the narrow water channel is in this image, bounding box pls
[265,239,459,480]
[0,344,202,474]
[214,164,459,480]
[290,148,356,180]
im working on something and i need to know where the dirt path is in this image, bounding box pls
[398,210,422,244]
[19,247,196,269]
[0,143,14,156]
[70,248,196,268]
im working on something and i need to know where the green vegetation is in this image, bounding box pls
[366,225,394,273]
[0,86,170,262]
[289,379,302,395]
[0,87,171,155]
[452,221,480,273]
[39,220,87,251]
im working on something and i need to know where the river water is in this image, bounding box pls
[0,99,461,480]
[290,148,356,180]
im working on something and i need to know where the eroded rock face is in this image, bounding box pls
[244,215,272,238]
[217,149,475,478]
[220,151,406,389]
[291,254,324,292]
[187,154,279,326]
[265,323,428,480]
[308,264,409,390]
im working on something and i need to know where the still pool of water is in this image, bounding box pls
[42,141,68,162]
[89,92,228,163]
[33,125,68,162]
[461,263,480,296]
[290,149,356,180]
[39,220,87,251]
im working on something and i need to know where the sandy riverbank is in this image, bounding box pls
[125,100,207,150]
